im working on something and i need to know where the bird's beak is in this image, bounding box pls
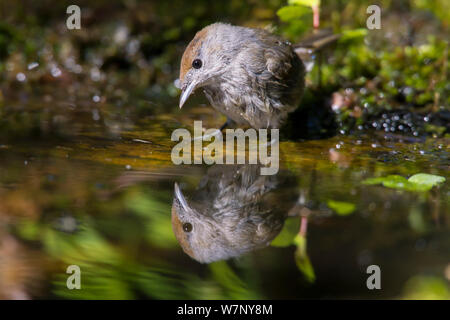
[174,182,189,211]
[179,80,197,109]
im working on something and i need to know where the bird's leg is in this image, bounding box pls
[299,215,308,237]
[219,118,234,131]
[286,191,311,236]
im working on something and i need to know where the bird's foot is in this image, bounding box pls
[219,118,236,131]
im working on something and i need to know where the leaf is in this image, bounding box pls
[271,217,301,247]
[277,5,312,23]
[363,173,446,192]
[363,175,417,191]
[289,0,320,7]
[327,200,356,216]
[362,176,391,185]
[293,234,315,283]
[408,173,446,188]
[339,28,368,43]
[379,175,412,190]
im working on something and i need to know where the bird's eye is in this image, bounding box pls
[192,59,202,69]
[183,222,193,232]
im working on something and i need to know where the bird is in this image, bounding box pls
[178,23,306,129]
[171,164,298,263]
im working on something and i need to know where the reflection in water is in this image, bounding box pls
[0,134,448,299]
[172,164,299,263]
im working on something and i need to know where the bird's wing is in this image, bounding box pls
[264,45,297,82]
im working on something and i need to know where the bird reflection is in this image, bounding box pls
[171,164,299,263]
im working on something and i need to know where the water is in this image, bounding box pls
[0,95,448,299]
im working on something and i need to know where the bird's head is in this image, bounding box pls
[171,182,233,263]
[171,176,287,263]
[178,23,233,108]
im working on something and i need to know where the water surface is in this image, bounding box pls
[0,94,448,299]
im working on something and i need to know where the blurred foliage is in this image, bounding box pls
[294,233,315,283]
[402,276,450,300]
[277,3,313,39]
[326,200,355,215]
[363,173,446,192]
[412,0,450,23]
[124,188,177,248]
[271,216,301,247]
[276,0,449,137]
[209,261,262,299]
[271,217,316,283]
[7,165,262,299]
[328,38,449,136]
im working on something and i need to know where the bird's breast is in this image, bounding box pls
[203,85,250,125]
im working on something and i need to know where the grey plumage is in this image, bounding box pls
[179,23,305,129]
[171,164,297,263]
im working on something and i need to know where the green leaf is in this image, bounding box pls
[339,28,368,43]
[327,200,356,216]
[271,217,301,247]
[408,173,446,188]
[277,5,312,23]
[380,175,411,190]
[361,176,388,185]
[289,0,320,7]
[363,174,446,192]
[293,234,315,283]
[363,175,415,190]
